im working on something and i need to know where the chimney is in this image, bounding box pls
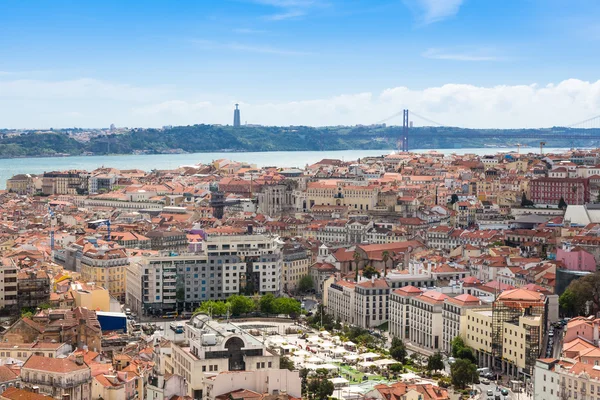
[32,387,39,394]
[371,276,374,284]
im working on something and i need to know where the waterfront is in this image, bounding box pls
[0,147,570,189]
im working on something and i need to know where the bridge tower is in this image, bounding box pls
[402,109,409,152]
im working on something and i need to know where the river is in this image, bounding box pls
[0,147,571,189]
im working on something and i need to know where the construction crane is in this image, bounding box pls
[45,205,57,251]
[97,219,112,241]
[540,141,546,155]
[88,219,112,241]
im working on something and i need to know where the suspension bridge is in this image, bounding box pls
[377,110,600,151]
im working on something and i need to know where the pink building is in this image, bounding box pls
[556,245,597,272]
[563,317,600,344]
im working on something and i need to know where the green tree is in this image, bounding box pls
[390,337,407,363]
[298,275,314,293]
[195,300,228,316]
[389,363,403,373]
[558,196,567,209]
[559,287,585,316]
[451,336,466,358]
[450,358,477,389]
[596,191,600,203]
[362,265,380,279]
[227,295,255,316]
[273,297,302,317]
[280,356,295,371]
[260,293,276,314]
[450,194,459,204]
[427,352,445,373]
[561,272,600,316]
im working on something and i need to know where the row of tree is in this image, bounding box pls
[194,294,301,318]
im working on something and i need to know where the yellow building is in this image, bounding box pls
[465,308,494,366]
[80,245,128,302]
[69,281,111,311]
[6,174,34,195]
[306,181,380,211]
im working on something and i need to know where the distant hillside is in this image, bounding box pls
[0,125,594,158]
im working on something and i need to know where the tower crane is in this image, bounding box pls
[45,206,57,251]
[96,219,112,241]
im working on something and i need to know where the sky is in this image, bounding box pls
[2,0,600,129]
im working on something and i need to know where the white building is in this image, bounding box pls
[354,278,390,329]
[167,314,289,399]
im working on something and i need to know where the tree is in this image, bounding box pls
[389,363,403,373]
[560,272,600,316]
[390,337,407,363]
[382,250,390,278]
[450,358,477,389]
[451,336,466,358]
[362,265,380,279]
[521,192,534,207]
[559,287,585,316]
[227,295,255,316]
[280,356,295,371]
[427,352,445,373]
[596,191,600,203]
[273,297,301,317]
[259,293,276,315]
[195,300,227,316]
[450,194,459,205]
[558,196,567,209]
[298,275,314,293]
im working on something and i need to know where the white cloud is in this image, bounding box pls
[405,0,464,24]
[422,48,503,61]
[0,78,170,102]
[2,78,600,129]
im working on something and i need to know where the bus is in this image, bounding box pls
[163,311,178,319]
[170,323,184,334]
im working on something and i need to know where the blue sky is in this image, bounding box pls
[2,0,600,128]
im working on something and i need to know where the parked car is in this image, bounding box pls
[487,390,494,396]
[481,378,490,385]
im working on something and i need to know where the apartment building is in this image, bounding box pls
[327,280,356,325]
[6,174,36,195]
[407,290,448,354]
[126,234,283,316]
[354,278,390,329]
[441,294,488,355]
[0,264,18,310]
[464,308,494,369]
[21,355,92,400]
[79,243,128,302]
[146,229,188,251]
[389,285,423,340]
[465,288,546,378]
[17,270,50,309]
[41,170,88,196]
[168,314,282,399]
[0,342,71,362]
[530,177,590,205]
[281,242,311,293]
